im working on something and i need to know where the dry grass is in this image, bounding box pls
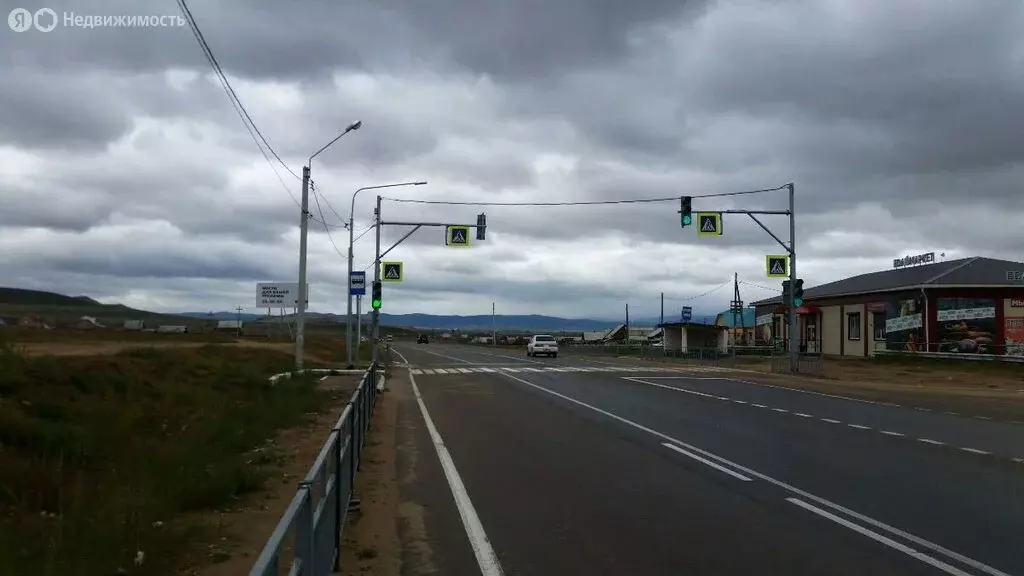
[0,341,332,576]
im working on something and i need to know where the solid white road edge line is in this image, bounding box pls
[496,371,1010,576]
[662,443,752,481]
[393,349,505,576]
[786,498,974,576]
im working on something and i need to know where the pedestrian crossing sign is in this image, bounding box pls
[696,212,723,237]
[765,255,789,278]
[446,225,471,247]
[382,261,403,282]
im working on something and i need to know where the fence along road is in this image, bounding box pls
[249,359,384,576]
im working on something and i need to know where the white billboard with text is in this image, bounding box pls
[256,282,309,308]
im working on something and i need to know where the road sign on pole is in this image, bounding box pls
[349,271,366,295]
[381,261,403,282]
[446,225,471,247]
[696,213,723,237]
[765,255,789,278]
[681,306,692,322]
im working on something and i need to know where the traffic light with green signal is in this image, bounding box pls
[793,278,804,308]
[371,281,382,310]
[680,196,693,227]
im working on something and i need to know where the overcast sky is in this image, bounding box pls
[1,0,1022,320]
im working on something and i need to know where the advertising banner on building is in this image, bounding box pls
[936,298,996,354]
[885,297,924,352]
[1004,318,1024,357]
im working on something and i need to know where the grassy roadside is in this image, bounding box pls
[0,342,328,575]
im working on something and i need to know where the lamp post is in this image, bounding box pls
[295,120,362,370]
[345,180,427,368]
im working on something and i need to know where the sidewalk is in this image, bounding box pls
[337,366,480,576]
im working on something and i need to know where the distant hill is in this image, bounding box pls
[179,311,712,331]
[0,287,715,332]
[0,287,207,326]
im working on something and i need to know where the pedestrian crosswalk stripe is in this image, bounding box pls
[408,365,741,376]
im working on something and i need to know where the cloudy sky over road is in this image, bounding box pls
[1,0,1022,319]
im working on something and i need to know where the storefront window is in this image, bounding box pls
[873,312,886,340]
[847,312,862,340]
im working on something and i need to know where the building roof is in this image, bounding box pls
[657,321,726,329]
[751,256,1024,306]
[714,309,756,328]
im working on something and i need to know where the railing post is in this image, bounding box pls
[331,427,343,572]
[295,484,314,574]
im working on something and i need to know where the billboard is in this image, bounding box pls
[256,282,309,308]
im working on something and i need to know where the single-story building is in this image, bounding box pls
[216,320,243,330]
[751,255,1024,357]
[714,308,756,347]
[123,319,145,330]
[656,321,729,353]
[74,316,105,330]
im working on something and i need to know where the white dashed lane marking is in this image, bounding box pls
[619,377,1024,464]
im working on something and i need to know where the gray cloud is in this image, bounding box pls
[1,0,1022,319]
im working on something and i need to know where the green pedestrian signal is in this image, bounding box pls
[680,196,693,228]
[371,281,382,310]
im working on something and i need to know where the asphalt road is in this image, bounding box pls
[390,342,1023,576]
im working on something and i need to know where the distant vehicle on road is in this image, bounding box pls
[527,334,559,358]
[386,334,393,342]
[417,334,429,344]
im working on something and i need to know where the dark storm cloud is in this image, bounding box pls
[395,0,711,80]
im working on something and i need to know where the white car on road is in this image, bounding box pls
[527,334,559,358]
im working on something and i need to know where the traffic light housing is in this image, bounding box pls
[371,281,382,310]
[680,196,692,227]
[793,278,804,308]
[476,213,486,240]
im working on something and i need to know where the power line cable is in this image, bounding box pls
[380,184,789,207]
[176,0,303,214]
[310,183,348,259]
[177,0,300,181]
[739,280,782,293]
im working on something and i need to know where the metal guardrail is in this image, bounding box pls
[249,360,383,576]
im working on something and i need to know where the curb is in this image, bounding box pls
[268,368,378,384]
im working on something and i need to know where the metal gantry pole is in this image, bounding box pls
[295,165,311,370]
[372,195,383,364]
[356,295,362,359]
[787,183,798,372]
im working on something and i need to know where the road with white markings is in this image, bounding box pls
[389,343,1023,576]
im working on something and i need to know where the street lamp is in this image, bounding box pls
[346,180,427,368]
[295,120,362,370]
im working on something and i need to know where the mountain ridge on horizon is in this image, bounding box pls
[176,310,721,331]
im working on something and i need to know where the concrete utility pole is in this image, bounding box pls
[660,293,664,325]
[346,181,427,368]
[295,120,362,370]
[235,306,243,338]
[492,302,496,347]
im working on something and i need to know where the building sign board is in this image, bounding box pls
[1006,271,1024,282]
[257,282,309,307]
[893,252,935,269]
[1010,299,1024,308]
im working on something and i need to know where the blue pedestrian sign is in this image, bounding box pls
[681,306,692,322]
[349,271,366,296]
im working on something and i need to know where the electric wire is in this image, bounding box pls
[380,184,790,207]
